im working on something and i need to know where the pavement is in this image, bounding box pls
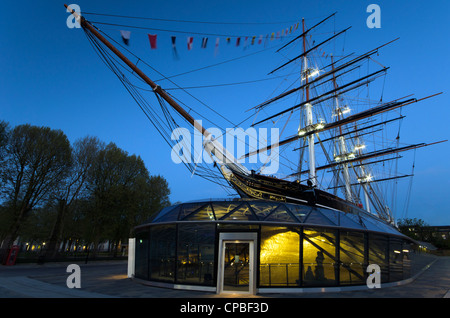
[0,255,449,299]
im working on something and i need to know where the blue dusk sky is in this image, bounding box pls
[1,0,449,225]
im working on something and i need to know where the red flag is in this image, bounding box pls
[236,37,241,46]
[187,37,194,50]
[148,34,157,49]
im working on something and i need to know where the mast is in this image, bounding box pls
[64,4,249,176]
[301,18,317,187]
[331,55,352,201]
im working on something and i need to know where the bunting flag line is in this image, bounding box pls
[120,20,302,57]
[120,30,131,45]
[148,34,157,49]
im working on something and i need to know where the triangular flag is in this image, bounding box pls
[226,37,231,44]
[148,34,157,49]
[120,30,131,45]
[201,37,208,48]
[258,35,263,45]
[187,37,194,50]
[251,36,256,45]
[243,36,248,49]
[171,36,179,60]
[270,33,274,41]
[214,37,220,56]
[236,37,241,46]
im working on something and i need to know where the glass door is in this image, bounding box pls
[217,233,257,294]
[223,242,250,292]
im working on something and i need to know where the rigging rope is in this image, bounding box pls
[83,27,232,190]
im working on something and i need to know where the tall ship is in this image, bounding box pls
[65,6,445,227]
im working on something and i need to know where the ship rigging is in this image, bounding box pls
[65,5,446,226]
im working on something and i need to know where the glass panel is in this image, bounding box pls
[177,224,215,286]
[339,213,366,230]
[260,226,300,287]
[223,242,250,292]
[149,225,176,282]
[304,209,335,226]
[360,215,385,233]
[212,202,241,220]
[179,203,208,220]
[250,202,280,220]
[368,233,388,283]
[303,228,337,286]
[389,238,403,282]
[221,203,256,221]
[135,230,149,280]
[264,205,297,223]
[285,204,311,222]
[320,208,340,226]
[339,231,365,285]
[152,205,180,223]
[183,204,215,221]
[402,240,412,279]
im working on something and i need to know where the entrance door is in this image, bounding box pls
[223,242,250,292]
[217,233,257,294]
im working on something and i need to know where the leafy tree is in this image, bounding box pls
[44,136,103,259]
[84,142,167,256]
[0,124,71,261]
[397,218,429,241]
[0,122,172,261]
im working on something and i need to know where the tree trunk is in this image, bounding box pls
[44,200,67,260]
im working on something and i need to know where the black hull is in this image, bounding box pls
[228,170,367,215]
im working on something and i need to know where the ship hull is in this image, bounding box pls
[228,170,367,215]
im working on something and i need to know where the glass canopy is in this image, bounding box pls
[144,199,402,236]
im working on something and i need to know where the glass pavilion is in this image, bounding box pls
[133,198,418,294]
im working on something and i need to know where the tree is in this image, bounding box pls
[44,136,103,259]
[397,218,429,241]
[0,124,71,261]
[83,142,171,257]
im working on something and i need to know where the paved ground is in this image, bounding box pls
[0,255,449,299]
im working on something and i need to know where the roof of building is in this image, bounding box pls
[137,198,408,238]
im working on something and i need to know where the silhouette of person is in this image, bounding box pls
[305,266,315,281]
[314,251,325,281]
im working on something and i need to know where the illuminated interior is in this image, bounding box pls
[134,199,418,291]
